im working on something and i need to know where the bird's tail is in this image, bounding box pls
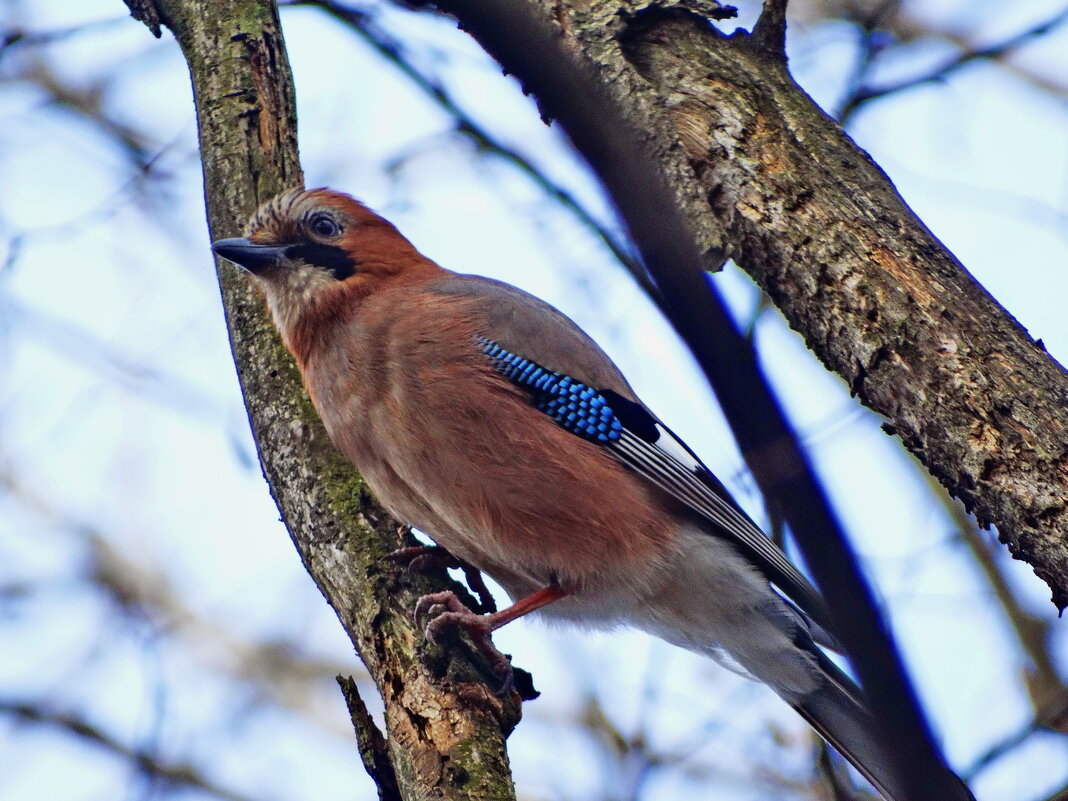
[796,651,977,801]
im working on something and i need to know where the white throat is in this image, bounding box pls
[258,262,338,340]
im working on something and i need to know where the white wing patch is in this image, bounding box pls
[651,423,701,469]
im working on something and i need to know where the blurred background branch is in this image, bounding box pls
[838,3,1068,121]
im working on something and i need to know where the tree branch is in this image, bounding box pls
[840,5,1068,121]
[752,0,789,55]
[338,675,403,801]
[120,1,524,798]
[0,700,255,801]
[884,7,1068,99]
[962,697,1068,781]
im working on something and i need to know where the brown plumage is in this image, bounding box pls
[244,189,678,618]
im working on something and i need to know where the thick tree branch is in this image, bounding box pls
[507,0,1068,609]
[120,1,523,799]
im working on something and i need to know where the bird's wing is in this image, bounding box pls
[427,274,834,636]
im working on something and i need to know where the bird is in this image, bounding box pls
[212,187,975,801]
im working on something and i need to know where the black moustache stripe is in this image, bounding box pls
[284,242,358,281]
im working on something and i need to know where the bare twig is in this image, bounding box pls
[22,57,157,167]
[920,462,1065,708]
[122,0,164,37]
[0,464,366,735]
[338,675,402,801]
[834,0,900,121]
[840,5,1068,121]
[0,700,256,801]
[753,0,789,54]
[2,298,230,423]
[962,698,1067,781]
[0,16,129,59]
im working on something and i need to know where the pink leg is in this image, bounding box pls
[416,585,570,688]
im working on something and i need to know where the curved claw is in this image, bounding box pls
[412,585,566,696]
[414,590,466,629]
[388,545,454,571]
[413,590,514,693]
[388,547,497,613]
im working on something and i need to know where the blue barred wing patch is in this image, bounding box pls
[477,336,623,443]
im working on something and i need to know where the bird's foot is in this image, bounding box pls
[389,545,497,613]
[415,590,514,694]
[388,544,453,573]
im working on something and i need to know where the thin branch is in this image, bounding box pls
[0,463,367,735]
[840,5,1068,121]
[2,298,231,423]
[0,700,256,801]
[338,676,402,801]
[917,464,1066,711]
[962,525,1062,694]
[752,0,789,55]
[21,56,157,168]
[961,703,1065,781]
[123,0,163,37]
[884,7,1068,98]
[0,15,129,60]
[814,738,870,800]
[899,465,1068,780]
[834,0,900,121]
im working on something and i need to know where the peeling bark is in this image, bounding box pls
[533,0,1068,607]
[121,1,522,798]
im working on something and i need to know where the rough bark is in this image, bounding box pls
[528,0,1068,608]
[121,1,522,799]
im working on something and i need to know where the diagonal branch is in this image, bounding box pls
[417,1,969,799]
[471,0,1068,614]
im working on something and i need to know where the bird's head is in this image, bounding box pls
[212,187,434,350]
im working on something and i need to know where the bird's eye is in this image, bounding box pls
[309,213,341,238]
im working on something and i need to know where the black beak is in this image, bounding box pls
[212,237,289,273]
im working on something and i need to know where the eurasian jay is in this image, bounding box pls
[213,187,973,801]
